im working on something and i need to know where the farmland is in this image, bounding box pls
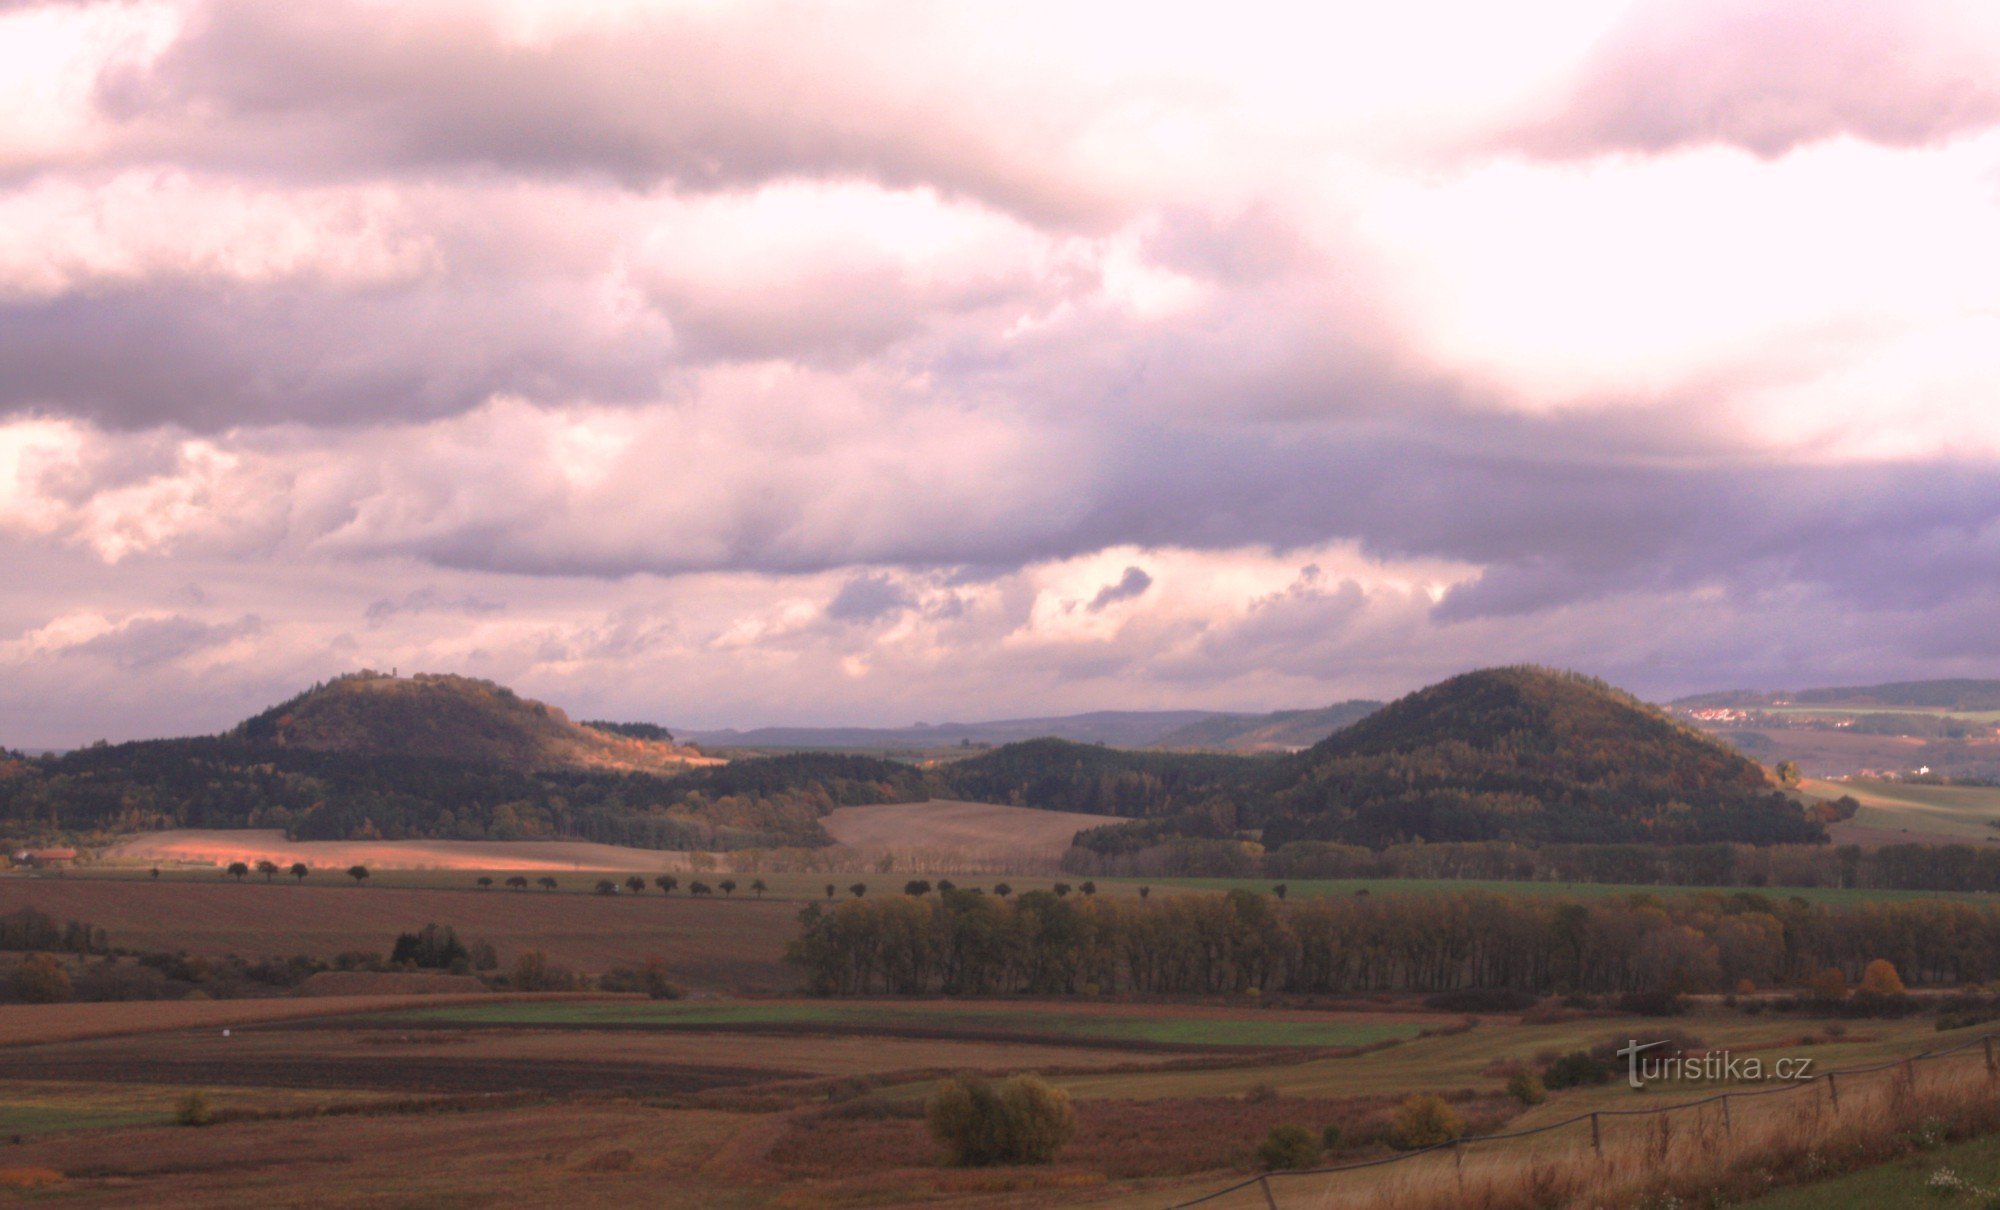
[1812,777,2000,843]
[0,986,1992,1206]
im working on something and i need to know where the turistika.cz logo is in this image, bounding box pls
[1615,1039,1815,1089]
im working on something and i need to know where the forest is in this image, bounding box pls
[787,884,1998,998]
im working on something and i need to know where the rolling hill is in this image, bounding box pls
[1261,667,1821,846]
[1148,700,1381,751]
[1676,679,2000,713]
[235,671,712,774]
[682,710,1234,750]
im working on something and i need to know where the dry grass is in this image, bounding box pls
[820,800,1107,870]
[1222,1046,2000,1209]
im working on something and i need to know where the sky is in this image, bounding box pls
[5,0,2000,746]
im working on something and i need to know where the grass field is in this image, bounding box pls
[1809,776,2000,841]
[1740,1129,2000,1207]
[820,799,1105,864]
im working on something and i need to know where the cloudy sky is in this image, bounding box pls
[5,0,2000,745]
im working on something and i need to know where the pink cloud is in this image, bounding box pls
[1509,0,2000,159]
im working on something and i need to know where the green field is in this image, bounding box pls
[1809,777,2000,841]
[1740,1130,2000,1207]
[378,999,1427,1049]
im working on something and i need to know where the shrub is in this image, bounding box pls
[1388,1095,1464,1150]
[1255,1124,1319,1170]
[926,1074,1077,1166]
[1543,1051,1613,1089]
[8,953,71,1003]
[1320,1122,1342,1151]
[1809,966,1848,1001]
[1507,1072,1548,1105]
[175,1090,214,1127]
[1859,959,1906,995]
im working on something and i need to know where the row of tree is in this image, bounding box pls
[1061,835,2000,894]
[786,886,2000,997]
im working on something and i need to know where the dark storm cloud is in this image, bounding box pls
[825,573,914,623]
[1508,0,2000,160]
[0,279,670,430]
[1086,566,1152,612]
[70,612,260,669]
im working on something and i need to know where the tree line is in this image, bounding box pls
[1062,833,2000,895]
[786,886,2000,997]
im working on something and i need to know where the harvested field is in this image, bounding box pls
[99,829,711,873]
[0,1030,800,1096]
[381,998,1433,1051]
[0,879,800,989]
[820,799,1107,865]
[0,1102,765,1208]
[0,994,581,1048]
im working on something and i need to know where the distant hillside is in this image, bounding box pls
[235,672,710,774]
[1149,701,1381,752]
[1266,667,1818,846]
[1677,679,2000,712]
[684,710,1231,751]
[0,672,945,853]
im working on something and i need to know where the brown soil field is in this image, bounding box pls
[0,994,569,1048]
[0,879,801,989]
[98,829,714,872]
[820,799,1107,861]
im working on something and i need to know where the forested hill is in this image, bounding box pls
[0,671,935,850]
[2,666,1825,852]
[1263,667,1819,846]
[234,671,709,773]
[961,669,1826,848]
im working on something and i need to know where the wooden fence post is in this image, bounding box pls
[1453,1139,1465,1196]
[1720,1095,1732,1135]
[1984,1036,1996,1076]
[1259,1174,1279,1210]
[1590,1112,1602,1156]
[1827,1072,1839,1109]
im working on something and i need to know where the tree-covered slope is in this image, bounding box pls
[1265,667,1821,846]
[235,671,707,773]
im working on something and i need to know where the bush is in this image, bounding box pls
[925,1074,1076,1166]
[1859,959,1905,995]
[1256,1124,1320,1170]
[1321,1122,1342,1151]
[1506,1072,1547,1105]
[175,1091,214,1127]
[8,954,71,1004]
[1388,1095,1464,1149]
[1543,1051,1613,1089]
